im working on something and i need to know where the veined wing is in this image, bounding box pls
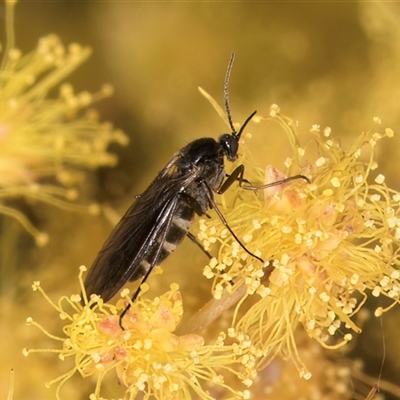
[84,155,200,302]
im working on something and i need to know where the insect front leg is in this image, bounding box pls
[241,174,310,191]
[217,164,245,194]
[219,164,310,194]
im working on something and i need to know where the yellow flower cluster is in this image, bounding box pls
[24,95,400,398]
[24,267,259,400]
[0,0,127,244]
[198,104,400,377]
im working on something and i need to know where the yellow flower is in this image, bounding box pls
[0,0,128,245]
[197,103,400,378]
[24,267,258,400]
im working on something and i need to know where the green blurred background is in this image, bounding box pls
[1,1,400,399]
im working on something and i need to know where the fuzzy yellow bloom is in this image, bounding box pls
[198,103,400,377]
[24,267,258,400]
[0,1,127,244]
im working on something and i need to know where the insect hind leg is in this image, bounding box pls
[119,198,179,329]
[187,231,213,260]
[119,263,155,329]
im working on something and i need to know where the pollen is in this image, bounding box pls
[354,174,364,184]
[330,177,341,188]
[385,128,394,137]
[375,306,384,317]
[319,292,330,303]
[372,132,382,141]
[70,294,81,303]
[375,174,385,184]
[370,194,381,202]
[280,253,290,265]
[349,274,360,285]
[269,104,280,117]
[310,124,320,133]
[302,371,312,380]
[335,203,345,212]
[315,157,326,167]
[391,270,400,279]
[252,219,262,229]
[294,233,303,244]
[284,157,292,168]
[323,127,331,137]
[242,233,253,243]
[281,226,292,234]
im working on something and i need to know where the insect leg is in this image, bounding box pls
[203,181,265,264]
[119,229,170,328]
[187,231,213,260]
[217,164,245,194]
[242,174,310,190]
[219,164,309,194]
[119,197,180,329]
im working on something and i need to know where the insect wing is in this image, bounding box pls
[84,157,194,302]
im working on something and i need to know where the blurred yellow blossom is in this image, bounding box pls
[24,266,259,400]
[0,0,128,245]
[196,102,400,379]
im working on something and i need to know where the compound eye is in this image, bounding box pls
[219,134,239,162]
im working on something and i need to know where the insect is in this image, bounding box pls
[84,53,308,323]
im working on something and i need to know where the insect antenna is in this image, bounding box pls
[224,53,256,139]
[224,52,237,134]
[237,110,257,139]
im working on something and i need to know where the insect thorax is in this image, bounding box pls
[180,137,226,191]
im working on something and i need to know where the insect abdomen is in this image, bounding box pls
[134,201,195,280]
